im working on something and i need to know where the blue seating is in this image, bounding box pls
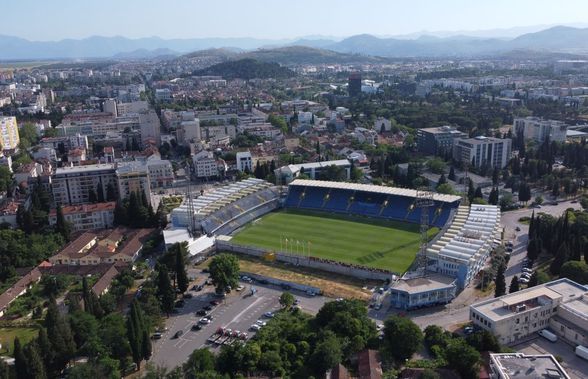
[284,184,460,226]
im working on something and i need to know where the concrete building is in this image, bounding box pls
[0,116,20,151]
[470,278,588,346]
[417,126,467,155]
[236,151,253,173]
[103,98,117,117]
[348,72,362,97]
[453,136,512,169]
[49,202,116,231]
[116,162,152,201]
[155,88,171,102]
[514,117,568,143]
[52,164,118,206]
[139,110,161,146]
[274,159,351,184]
[180,119,201,144]
[193,151,225,178]
[117,101,148,116]
[145,156,174,189]
[489,353,570,379]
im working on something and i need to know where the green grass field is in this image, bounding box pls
[231,210,436,274]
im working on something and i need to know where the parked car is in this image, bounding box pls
[191,324,202,331]
[263,312,274,318]
[196,309,208,316]
[236,285,245,291]
[250,324,261,331]
[152,332,162,339]
[199,318,211,325]
[182,293,193,299]
[210,300,221,306]
[173,330,183,339]
[515,226,521,232]
[255,320,267,326]
[204,305,213,311]
[519,277,530,284]
[522,268,533,274]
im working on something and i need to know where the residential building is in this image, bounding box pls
[116,101,148,116]
[453,136,512,169]
[49,202,116,231]
[145,156,174,189]
[417,126,467,155]
[0,267,42,317]
[155,88,171,102]
[469,278,588,346]
[274,159,351,184]
[513,117,568,143]
[48,228,154,266]
[139,109,161,146]
[67,148,87,166]
[236,151,253,173]
[14,162,42,186]
[179,119,201,144]
[0,116,19,151]
[116,162,152,200]
[103,98,117,117]
[52,164,117,206]
[193,150,225,178]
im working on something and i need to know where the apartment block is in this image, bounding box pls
[49,202,116,231]
[514,117,568,143]
[417,126,467,155]
[453,136,511,169]
[52,164,118,206]
[0,116,20,150]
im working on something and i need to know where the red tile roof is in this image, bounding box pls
[0,267,42,313]
[49,201,116,217]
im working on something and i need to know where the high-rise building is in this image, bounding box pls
[513,117,568,143]
[139,110,161,147]
[348,72,362,97]
[453,136,512,169]
[52,164,118,206]
[417,126,467,155]
[0,116,20,151]
[236,151,253,173]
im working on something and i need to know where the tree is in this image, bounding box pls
[23,342,47,379]
[382,315,423,362]
[279,292,295,309]
[106,182,117,202]
[509,275,520,293]
[310,332,342,376]
[183,349,216,376]
[436,183,455,195]
[173,244,189,293]
[13,337,28,379]
[209,254,240,293]
[88,188,98,203]
[448,166,456,181]
[559,260,588,284]
[55,205,72,242]
[527,238,541,261]
[494,263,506,297]
[436,174,447,187]
[474,186,483,200]
[127,299,148,369]
[445,338,481,379]
[488,187,499,205]
[550,243,569,275]
[156,265,175,316]
[45,299,76,374]
[527,271,539,287]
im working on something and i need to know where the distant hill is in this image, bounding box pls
[3,26,588,60]
[112,48,178,60]
[193,58,295,79]
[238,46,390,64]
[182,48,240,60]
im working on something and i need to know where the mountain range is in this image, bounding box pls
[2,26,588,61]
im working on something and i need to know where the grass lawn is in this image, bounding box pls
[231,210,436,274]
[0,327,39,356]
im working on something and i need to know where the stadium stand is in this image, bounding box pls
[284,179,461,228]
[170,178,280,235]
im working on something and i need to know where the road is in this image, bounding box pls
[150,277,329,369]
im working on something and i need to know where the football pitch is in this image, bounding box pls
[231,210,437,274]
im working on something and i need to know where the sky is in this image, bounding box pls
[3,0,588,41]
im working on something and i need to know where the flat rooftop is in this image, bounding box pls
[55,163,115,175]
[471,279,588,322]
[391,273,456,294]
[490,353,570,379]
[290,179,462,203]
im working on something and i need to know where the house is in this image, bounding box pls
[48,201,116,231]
[0,267,42,318]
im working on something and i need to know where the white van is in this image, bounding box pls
[538,329,558,342]
[576,345,588,360]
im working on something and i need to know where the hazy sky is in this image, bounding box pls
[3,0,588,40]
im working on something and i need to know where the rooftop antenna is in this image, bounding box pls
[415,188,434,277]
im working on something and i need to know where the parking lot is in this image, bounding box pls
[150,277,329,369]
[514,337,588,379]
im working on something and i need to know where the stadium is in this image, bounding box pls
[167,178,501,308]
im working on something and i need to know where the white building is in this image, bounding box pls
[236,151,253,173]
[180,119,201,144]
[117,101,148,116]
[470,278,588,346]
[116,162,152,200]
[52,164,118,206]
[274,159,351,184]
[155,89,172,102]
[514,117,568,143]
[139,110,161,146]
[0,116,20,151]
[145,156,174,189]
[193,150,225,178]
[49,202,116,231]
[453,136,512,169]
